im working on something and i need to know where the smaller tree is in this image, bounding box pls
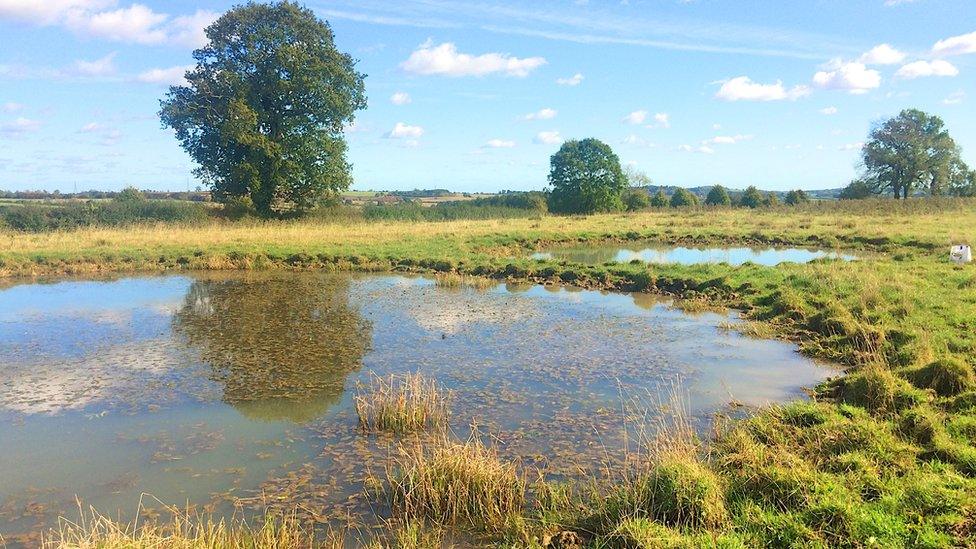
[784,189,809,206]
[704,185,731,206]
[839,179,875,200]
[115,186,146,202]
[623,165,653,187]
[764,192,779,207]
[622,188,650,211]
[650,189,668,208]
[547,138,627,214]
[739,186,764,208]
[670,188,699,208]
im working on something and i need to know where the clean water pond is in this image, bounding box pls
[0,272,834,544]
[532,242,859,266]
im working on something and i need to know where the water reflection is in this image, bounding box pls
[532,243,858,266]
[172,274,372,423]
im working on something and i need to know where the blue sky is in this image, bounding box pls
[0,0,974,193]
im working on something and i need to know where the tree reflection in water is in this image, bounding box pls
[172,273,372,423]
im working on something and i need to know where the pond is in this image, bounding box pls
[531,242,858,266]
[0,272,835,544]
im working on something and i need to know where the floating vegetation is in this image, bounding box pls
[378,434,526,534]
[355,373,451,434]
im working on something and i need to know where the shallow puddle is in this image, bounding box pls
[532,242,858,266]
[0,272,835,543]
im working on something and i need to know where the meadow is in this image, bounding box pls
[3,198,976,547]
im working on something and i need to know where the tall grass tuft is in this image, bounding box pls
[355,373,451,434]
[432,273,497,290]
[41,502,324,549]
[379,435,526,534]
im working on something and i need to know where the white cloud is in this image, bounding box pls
[715,76,810,101]
[167,9,218,48]
[400,41,546,77]
[390,91,412,105]
[65,4,169,44]
[812,61,880,94]
[820,106,838,115]
[0,117,41,136]
[386,122,424,139]
[136,65,190,86]
[650,112,670,128]
[1,102,24,112]
[839,142,864,151]
[622,110,647,124]
[79,122,103,133]
[943,90,965,105]
[520,107,557,120]
[556,72,583,86]
[703,134,753,145]
[73,52,116,76]
[932,31,976,57]
[622,134,644,145]
[0,2,217,47]
[484,138,515,148]
[0,0,110,25]
[534,130,561,145]
[678,144,714,154]
[859,44,905,65]
[895,59,959,79]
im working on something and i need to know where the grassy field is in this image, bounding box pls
[5,199,976,547]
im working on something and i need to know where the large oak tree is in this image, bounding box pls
[160,2,366,217]
[861,109,969,199]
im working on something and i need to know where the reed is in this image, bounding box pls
[41,502,325,549]
[380,435,526,534]
[355,373,451,434]
[432,273,497,290]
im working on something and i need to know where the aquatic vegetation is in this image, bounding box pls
[355,373,450,434]
[378,435,526,534]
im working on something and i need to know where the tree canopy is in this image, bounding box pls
[160,1,366,217]
[739,186,764,208]
[784,189,809,205]
[861,109,969,199]
[669,187,699,208]
[650,189,668,208]
[547,138,627,214]
[704,185,731,206]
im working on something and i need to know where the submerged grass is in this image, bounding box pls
[355,373,451,434]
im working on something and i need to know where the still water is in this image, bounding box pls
[0,272,834,543]
[532,242,858,266]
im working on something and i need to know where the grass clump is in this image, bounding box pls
[41,504,322,549]
[607,454,729,530]
[355,373,450,434]
[905,358,976,397]
[380,435,526,534]
[432,273,497,290]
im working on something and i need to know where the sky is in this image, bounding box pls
[0,0,974,193]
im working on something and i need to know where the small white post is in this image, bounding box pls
[950,244,972,264]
